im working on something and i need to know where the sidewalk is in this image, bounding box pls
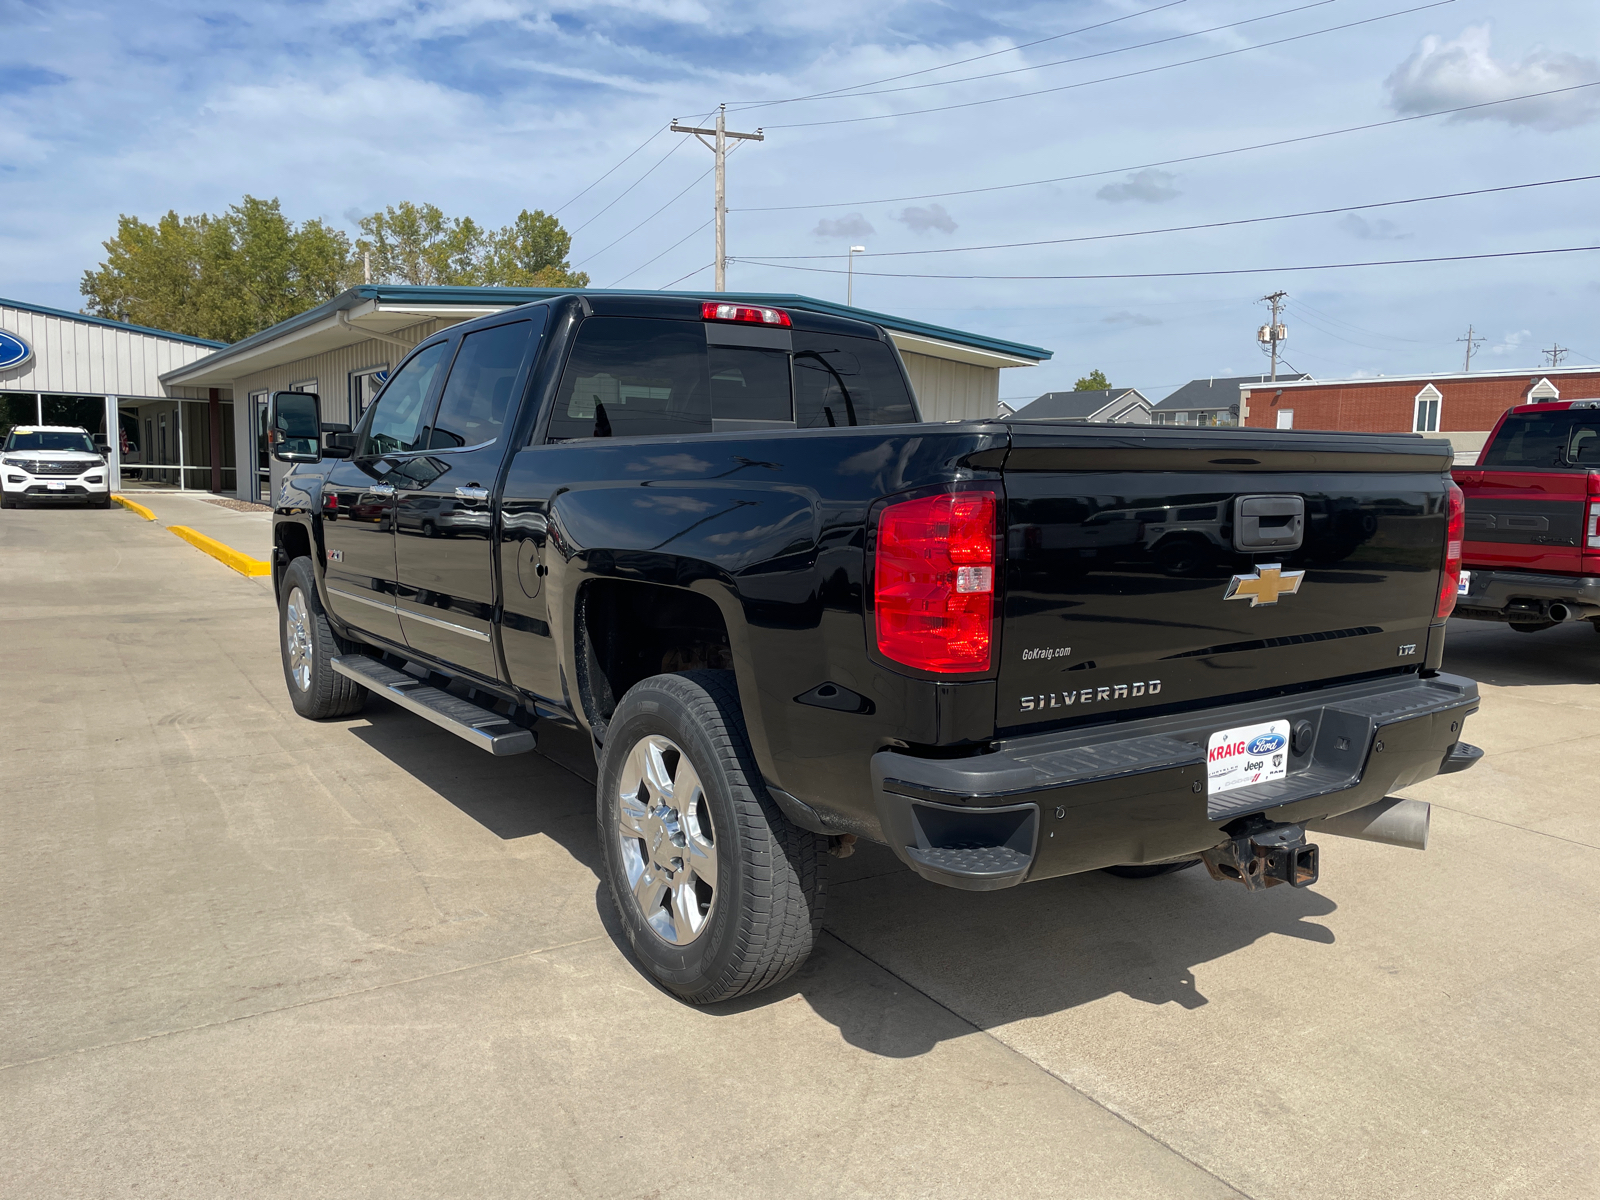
[120,492,273,561]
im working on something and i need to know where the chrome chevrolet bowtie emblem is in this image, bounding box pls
[1224,563,1305,606]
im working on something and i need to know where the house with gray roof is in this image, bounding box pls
[1005,387,1151,424]
[1151,373,1311,426]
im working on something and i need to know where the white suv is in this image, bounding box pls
[1,425,112,509]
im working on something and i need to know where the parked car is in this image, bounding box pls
[1,425,111,508]
[268,293,1481,1003]
[1453,399,1600,631]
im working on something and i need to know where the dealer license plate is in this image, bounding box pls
[1458,569,1471,596]
[46,482,66,491]
[1207,719,1291,795]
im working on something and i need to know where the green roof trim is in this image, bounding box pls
[162,284,1051,381]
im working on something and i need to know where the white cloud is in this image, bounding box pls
[1339,214,1410,241]
[1490,329,1533,356]
[1102,311,1160,326]
[893,203,956,234]
[812,213,874,238]
[1095,169,1179,204]
[1385,26,1600,131]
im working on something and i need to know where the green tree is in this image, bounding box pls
[485,209,588,287]
[1073,369,1110,391]
[355,202,486,286]
[81,196,355,342]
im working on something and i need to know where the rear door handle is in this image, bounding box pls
[368,483,395,497]
[455,486,490,501]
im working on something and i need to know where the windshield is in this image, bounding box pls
[1480,410,1600,470]
[5,431,97,454]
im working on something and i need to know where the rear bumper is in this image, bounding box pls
[871,671,1480,891]
[1453,569,1600,622]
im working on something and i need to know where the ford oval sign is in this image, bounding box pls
[1247,732,1287,755]
[0,330,31,372]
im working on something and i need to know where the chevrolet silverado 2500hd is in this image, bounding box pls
[269,293,1482,1003]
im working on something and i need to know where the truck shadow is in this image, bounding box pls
[1444,617,1600,686]
[347,697,1338,1059]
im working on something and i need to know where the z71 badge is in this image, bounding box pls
[1022,680,1161,713]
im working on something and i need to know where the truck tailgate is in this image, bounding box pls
[997,427,1452,733]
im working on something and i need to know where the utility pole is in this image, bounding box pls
[671,105,763,292]
[1257,290,1288,382]
[1458,324,1484,373]
[1543,343,1570,368]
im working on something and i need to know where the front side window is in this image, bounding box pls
[360,341,450,457]
[428,319,537,449]
[546,318,710,442]
[792,333,916,428]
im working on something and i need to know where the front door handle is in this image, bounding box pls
[455,486,490,501]
[368,482,395,497]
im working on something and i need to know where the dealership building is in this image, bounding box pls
[0,297,229,489]
[157,285,1051,503]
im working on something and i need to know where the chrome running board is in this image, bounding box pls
[331,654,536,756]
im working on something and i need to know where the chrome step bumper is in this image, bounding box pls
[331,655,536,756]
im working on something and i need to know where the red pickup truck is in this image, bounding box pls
[1453,399,1600,632]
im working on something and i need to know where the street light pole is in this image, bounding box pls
[848,245,865,307]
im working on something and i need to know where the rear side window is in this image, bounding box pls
[360,341,450,457]
[793,333,917,428]
[1481,410,1600,469]
[546,318,710,441]
[428,319,537,449]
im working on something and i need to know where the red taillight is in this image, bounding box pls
[874,491,997,673]
[701,301,791,327]
[1437,482,1464,619]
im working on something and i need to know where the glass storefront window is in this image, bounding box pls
[0,393,38,438]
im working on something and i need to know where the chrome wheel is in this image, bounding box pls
[284,586,313,692]
[616,734,717,946]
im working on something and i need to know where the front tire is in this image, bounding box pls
[278,556,367,719]
[597,670,827,1004]
[1,492,17,510]
[90,493,112,509]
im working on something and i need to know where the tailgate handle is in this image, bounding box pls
[1234,494,1304,552]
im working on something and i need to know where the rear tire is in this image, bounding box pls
[597,670,827,1004]
[1102,859,1202,879]
[1509,621,1555,634]
[278,557,367,719]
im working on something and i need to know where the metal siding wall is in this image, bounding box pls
[0,303,220,396]
[225,319,449,499]
[901,350,1000,421]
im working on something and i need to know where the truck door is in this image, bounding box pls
[320,339,451,645]
[393,314,544,681]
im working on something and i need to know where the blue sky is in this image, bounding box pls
[1,0,1596,398]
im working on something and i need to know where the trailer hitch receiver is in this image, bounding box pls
[1202,820,1319,891]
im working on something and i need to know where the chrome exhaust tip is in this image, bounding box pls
[1305,797,1429,851]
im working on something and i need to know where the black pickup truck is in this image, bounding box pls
[269,292,1482,1003]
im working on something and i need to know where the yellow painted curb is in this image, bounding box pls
[111,494,157,521]
[169,525,272,577]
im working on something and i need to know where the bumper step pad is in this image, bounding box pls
[331,655,536,756]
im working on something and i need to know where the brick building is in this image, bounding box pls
[1239,365,1600,463]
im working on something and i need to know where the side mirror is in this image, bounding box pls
[323,432,358,459]
[269,391,322,463]
[92,434,110,453]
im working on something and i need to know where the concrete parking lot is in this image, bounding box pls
[3,503,1598,1199]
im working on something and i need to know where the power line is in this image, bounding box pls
[744,174,1600,260]
[728,0,1191,109]
[737,80,1600,212]
[574,163,716,267]
[553,124,668,215]
[765,0,1456,129]
[742,0,1338,110]
[569,137,690,235]
[607,218,716,287]
[660,262,716,290]
[731,243,1600,281]
[1288,297,1435,344]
